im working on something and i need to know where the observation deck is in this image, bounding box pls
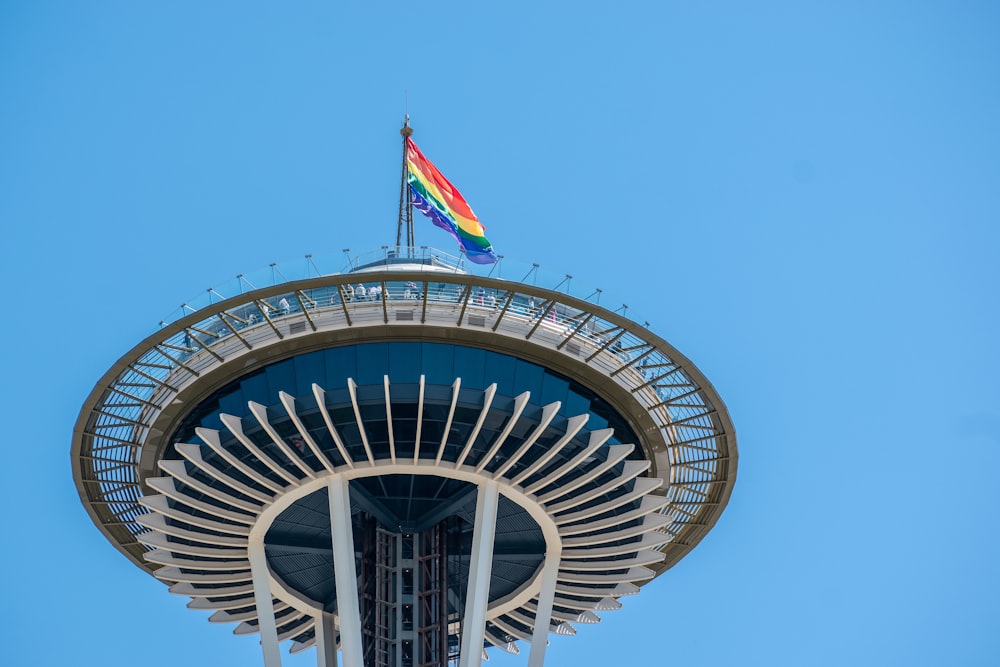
[73,247,738,666]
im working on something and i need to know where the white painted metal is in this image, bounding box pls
[413,374,425,463]
[174,443,274,502]
[328,476,364,667]
[139,495,250,536]
[136,375,671,665]
[153,461,263,513]
[136,513,245,547]
[144,477,256,524]
[384,375,397,463]
[546,460,650,513]
[154,567,250,584]
[511,414,588,486]
[194,427,286,493]
[280,392,337,473]
[218,414,300,486]
[559,550,665,571]
[210,602,290,623]
[347,378,375,465]
[528,549,561,667]
[561,532,672,559]
[138,530,249,560]
[435,378,462,465]
[188,595,257,611]
[145,550,249,571]
[556,495,668,537]
[459,480,500,667]
[169,581,255,596]
[524,428,613,495]
[249,536,283,667]
[312,383,355,468]
[536,443,635,504]
[474,390,530,473]
[491,401,561,479]
[489,616,530,642]
[249,401,317,479]
[552,477,664,524]
[562,514,672,547]
[314,612,337,667]
[455,383,497,467]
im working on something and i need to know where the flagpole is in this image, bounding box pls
[397,116,415,255]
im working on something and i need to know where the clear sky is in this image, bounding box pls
[1,2,998,666]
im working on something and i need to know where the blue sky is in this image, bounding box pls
[1,2,998,665]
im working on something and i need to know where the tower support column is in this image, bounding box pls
[248,534,283,667]
[314,611,337,667]
[329,475,365,667]
[528,549,562,667]
[458,480,500,667]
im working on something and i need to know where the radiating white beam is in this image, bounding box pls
[525,428,614,495]
[218,414,299,486]
[556,495,669,536]
[475,391,530,473]
[552,478,664,525]
[492,402,561,478]
[152,464,263,513]
[546,462,652,514]
[138,530,248,560]
[562,514,672,547]
[455,384,497,467]
[209,601,289,623]
[384,376,397,463]
[144,477,256,524]
[136,513,244,547]
[195,427,285,494]
[174,443,274,503]
[312,383,354,468]
[535,441,632,503]
[435,378,462,465]
[558,550,665,571]
[280,391,337,473]
[413,374,426,464]
[511,414,588,487]
[249,401,317,479]
[347,378,375,465]
[139,495,250,536]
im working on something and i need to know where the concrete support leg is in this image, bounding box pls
[248,536,283,667]
[458,480,500,667]
[527,549,562,667]
[329,476,364,667]
[314,611,338,667]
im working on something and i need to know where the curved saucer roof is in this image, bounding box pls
[73,250,738,651]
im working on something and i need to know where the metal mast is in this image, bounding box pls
[397,117,415,252]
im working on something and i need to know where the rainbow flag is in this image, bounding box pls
[405,138,497,264]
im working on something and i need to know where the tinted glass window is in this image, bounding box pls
[170,341,639,449]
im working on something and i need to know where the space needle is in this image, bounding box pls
[72,121,738,667]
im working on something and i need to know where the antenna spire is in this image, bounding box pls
[397,116,415,251]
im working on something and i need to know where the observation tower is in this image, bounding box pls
[72,126,738,667]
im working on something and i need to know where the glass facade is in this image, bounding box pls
[171,341,641,456]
